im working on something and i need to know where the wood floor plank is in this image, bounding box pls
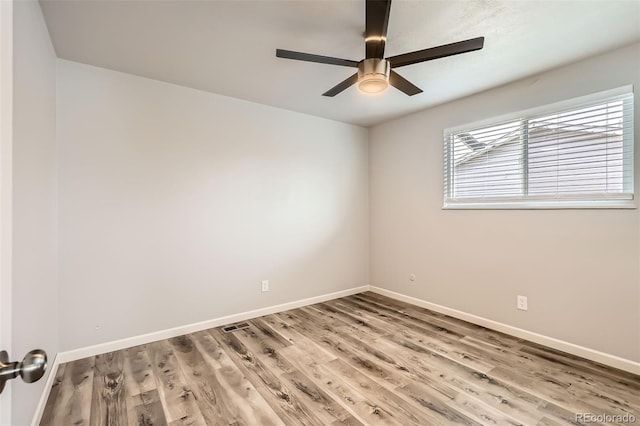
[146,340,206,425]
[298,305,386,342]
[488,365,626,421]
[520,343,640,405]
[393,382,480,425]
[123,345,157,397]
[45,356,95,426]
[443,368,546,424]
[449,391,528,426]
[373,336,547,421]
[336,296,465,340]
[210,328,327,426]
[232,324,297,376]
[373,332,574,425]
[536,417,575,426]
[351,293,484,339]
[343,296,532,372]
[357,292,523,350]
[307,308,465,406]
[315,300,497,376]
[169,334,246,425]
[384,324,495,373]
[285,307,415,391]
[285,309,471,425]
[329,298,507,375]
[268,312,338,363]
[522,341,640,387]
[279,369,364,425]
[324,357,446,426]
[311,302,390,339]
[544,366,640,416]
[278,343,404,426]
[303,327,480,425]
[261,313,314,347]
[122,344,164,425]
[189,330,285,426]
[90,351,128,426]
[127,389,168,426]
[41,291,640,426]
[251,317,295,347]
[188,330,232,370]
[39,363,67,426]
[535,401,587,425]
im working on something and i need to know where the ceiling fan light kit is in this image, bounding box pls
[357,58,390,94]
[276,0,485,97]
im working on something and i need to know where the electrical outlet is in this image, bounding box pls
[517,295,528,311]
[261,280,269,292]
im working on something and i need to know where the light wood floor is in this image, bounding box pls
[40,292,640,425]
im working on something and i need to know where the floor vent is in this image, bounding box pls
[222,322,251,333]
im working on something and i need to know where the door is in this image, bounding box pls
[0,0,12,422]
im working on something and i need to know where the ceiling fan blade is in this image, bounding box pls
[387,37,485,68]
[389,70,423,96]
[322,73,359,97]
[365,0,392,59]
[276,49,359,67]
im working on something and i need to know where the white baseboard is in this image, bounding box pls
[35,283,638,425]
[54,284,640,374]
[32,285,368,425]
[30,353,60,426]
[56,285,369,364]
[369,286,640,375]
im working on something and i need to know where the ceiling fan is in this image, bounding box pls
[276,0,484,97]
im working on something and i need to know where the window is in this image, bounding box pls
[443,87,634,209]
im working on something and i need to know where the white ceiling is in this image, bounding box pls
[40,0,640,127]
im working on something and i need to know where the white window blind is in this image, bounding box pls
[444,88,634,209]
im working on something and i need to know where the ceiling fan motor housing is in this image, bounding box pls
[358,58,391,93]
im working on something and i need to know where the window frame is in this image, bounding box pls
[443,86,635,210]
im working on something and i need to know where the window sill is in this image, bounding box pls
[443,200,637,210]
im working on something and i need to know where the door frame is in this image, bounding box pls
[0,0,13,423]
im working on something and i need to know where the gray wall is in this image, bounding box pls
[12,1,58,424]
[56,60,369,351]
[370,42,640,362]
